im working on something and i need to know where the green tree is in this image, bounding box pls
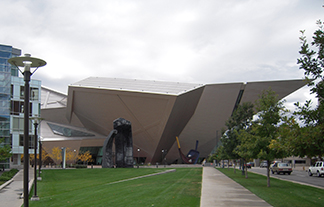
[0,138,12,168]
[221,102,254,173]
[293,19,324,160]
[234,129,257,178]
[215,146,228,167]
[236,89,287,187]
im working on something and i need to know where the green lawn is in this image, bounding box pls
[30,168,202,207]
[218,168,324,207]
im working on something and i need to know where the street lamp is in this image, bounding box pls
[30,117,42,201]
[137,148,140,168]
[38,137,43,180]
[162,149,167,167]
[161,150,164,167]
[8,54,46,207]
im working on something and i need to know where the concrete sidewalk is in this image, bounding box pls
[200,167,272,207]
[0,167,34,207]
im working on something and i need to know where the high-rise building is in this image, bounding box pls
[0,44,42,169]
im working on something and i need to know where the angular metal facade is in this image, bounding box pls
[40,77,307,164]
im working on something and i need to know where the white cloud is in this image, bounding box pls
[1,0,323,107]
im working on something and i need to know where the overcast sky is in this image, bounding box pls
[1,0,323,110]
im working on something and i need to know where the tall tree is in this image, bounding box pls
[293,20,324,160]
[236,89,287,187]
[234,129,257,178]
[221,102,254,173]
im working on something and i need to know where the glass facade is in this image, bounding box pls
[47,123,95,137]
[0,45,15,168]
[79,147,104,165]
[0,44,41,169]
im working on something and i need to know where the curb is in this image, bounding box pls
[250,170,324,190]
[0,179,14,191]
[20,176,34,199]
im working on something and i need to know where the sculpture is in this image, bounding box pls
[102,118,134,168]
[175,136,200,164]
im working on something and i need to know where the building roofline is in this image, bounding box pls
[42,85,67,96]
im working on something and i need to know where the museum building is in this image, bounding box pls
[39,77,306,165]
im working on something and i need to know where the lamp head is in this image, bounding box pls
[8,54,46,70]
[30,117,44,124]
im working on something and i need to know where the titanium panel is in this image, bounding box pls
[166,83,243,162]
[240,79,307,104]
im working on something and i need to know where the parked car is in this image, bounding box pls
[245,162,254,168]
[245,163,251,168]
[270,162,292,175]
[308,161,324,177]
[260,161,268,168]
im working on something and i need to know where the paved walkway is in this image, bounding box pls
[0,167,34,207]
[200,167,272,207]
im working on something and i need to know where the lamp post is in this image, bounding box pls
[161,150,164,167]
[30,118,42,201]
[38,138,42,180]
[162,149,167,167]
[137,148,140,168]
[8,54,46,207]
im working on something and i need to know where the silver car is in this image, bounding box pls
[270,162,292,175]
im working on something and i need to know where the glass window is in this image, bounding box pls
[11,101,20,115]
[29,102,32,116]
[0,45,12,52]
[11,68,18,76]
[278,163,288,167]
[47,123,95,137]
[12,117,32,132]
[30,88,39,101]
[19,134,34,149]
[20,86,24,99]
[0,116,10,137]
[20,103,24,113]
[0,51,11,58]
[19,134,23,146]
[13,117,24,132]
[0,59,7,64]
[10,85,13,98]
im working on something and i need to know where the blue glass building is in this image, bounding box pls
[0,44,42,169]
[0,45,19,168]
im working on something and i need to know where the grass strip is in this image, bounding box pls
[30,168,201,207]
[217,168,324,207]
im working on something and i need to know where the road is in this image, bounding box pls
[248,167,324,189]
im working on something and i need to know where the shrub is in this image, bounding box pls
[0,176,10,181]
[75,165,87,168]
[1,169,19,179]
